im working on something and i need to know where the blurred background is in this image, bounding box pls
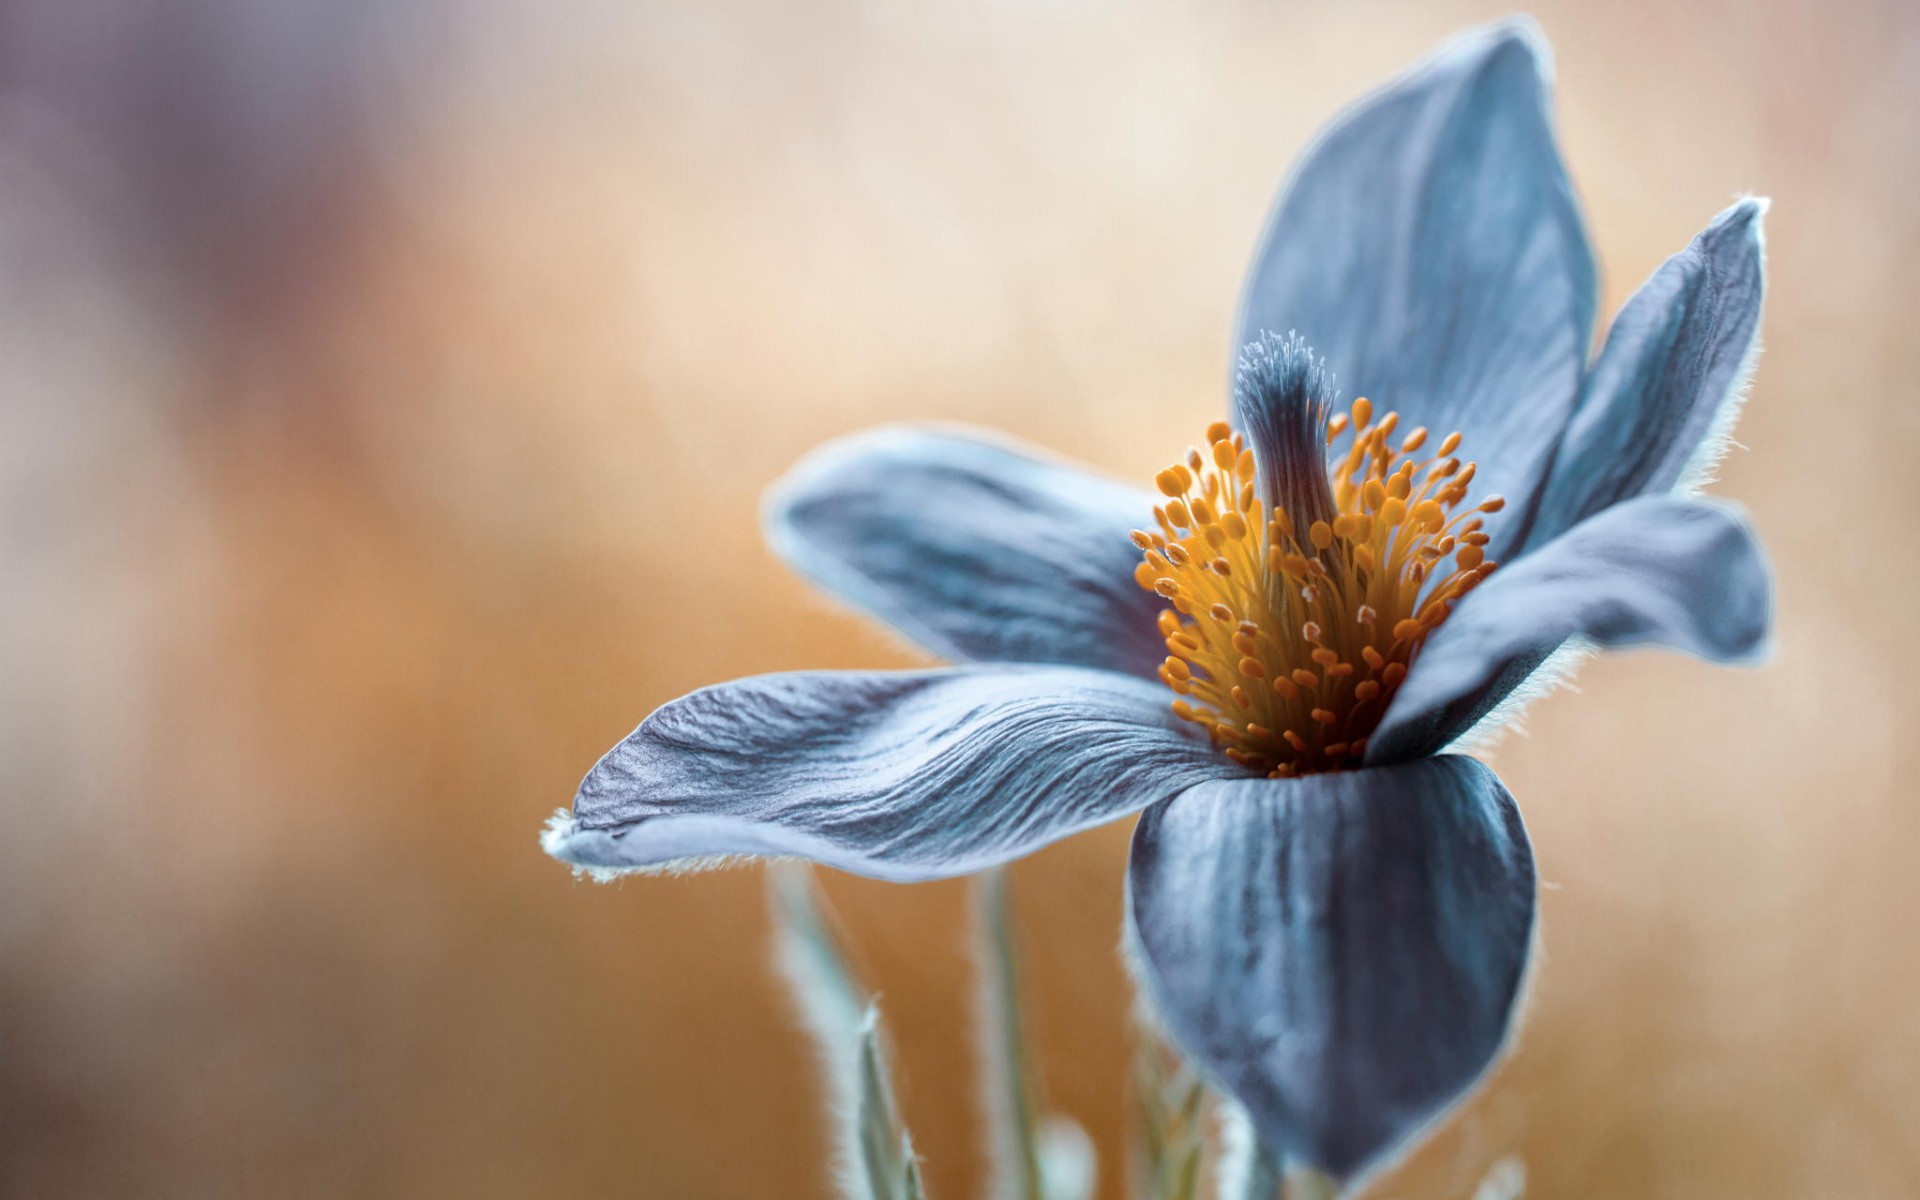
[1,0,1914,1196]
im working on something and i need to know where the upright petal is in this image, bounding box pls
[1524,199,1768,547]
[1367,495,1772,764]
[766,426,1167,678]
[545,665,1237,883]
[1128,757,1536,1184]
[1234,19,1596,558]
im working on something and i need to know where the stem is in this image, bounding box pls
[975,866,1047,1200]
[1214,1103,1283,1200]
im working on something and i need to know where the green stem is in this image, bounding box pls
[976,866,1047,1200]
[768,866,925,1200]
[1215,1103,1283,1200]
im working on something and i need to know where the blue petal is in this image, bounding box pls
[1367,495,1772,764]
[1128,756,1535,1184]
[1234,19,1595,559]
[765,426,1166,678]
[545,665,1238,883]
[1522,199,1768,547]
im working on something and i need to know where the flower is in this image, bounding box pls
[544,18,1771,1187]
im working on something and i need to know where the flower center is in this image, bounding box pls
[1132,401,1503,777]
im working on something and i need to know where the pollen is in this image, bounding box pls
[1134,403,1501,777]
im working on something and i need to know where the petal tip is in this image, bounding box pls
[543,808,769,879]
[540,810,640,882]
[1710,195,1770,245]
[1682,497,1774,661]
[1455,14,1555,87]
[759,424,905,556]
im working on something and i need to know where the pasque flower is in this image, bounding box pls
[545,19,1771,1186]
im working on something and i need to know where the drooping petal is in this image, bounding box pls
[765,426,1167,678]
[545,665,1238,883]
[1128,756,1536,1184]
[1233,19,1596,559]
[1367,495,1772,764]
[1524,199,1768,547]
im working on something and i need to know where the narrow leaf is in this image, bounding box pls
[770,864,926,1200]
[1131,1012,1207,1200]
[1214,1101,1283,1200]
[974,867,1053,1200]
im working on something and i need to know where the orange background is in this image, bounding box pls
[2,0,1914,1196]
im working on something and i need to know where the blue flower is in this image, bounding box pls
[544,18,1771,1187]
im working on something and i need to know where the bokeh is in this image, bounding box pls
[2,0,1915,1196]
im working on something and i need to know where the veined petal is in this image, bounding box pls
[1128,757,1536,1184]
[766,426,1166,678]
[1234,19,1595,559]
[1525,199,1768,547]
[545,665,1237,883]
[1368,495,1772,764]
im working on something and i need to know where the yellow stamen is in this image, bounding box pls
[1135,407,1498,777]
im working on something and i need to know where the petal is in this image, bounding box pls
[1128,756,1536,1183]
[765,426,1167,678]
[1367,495,1772,764]
[1234,19,1596,559]
[1523,199,1768,546]
[545,665,1237,883]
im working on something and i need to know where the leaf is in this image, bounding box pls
[856,1009,925,1200]
[1131,1014,1208,1200]
[769,864,927,1200]
[1213,1100,1284,1200]
[975,868,1097,1200]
